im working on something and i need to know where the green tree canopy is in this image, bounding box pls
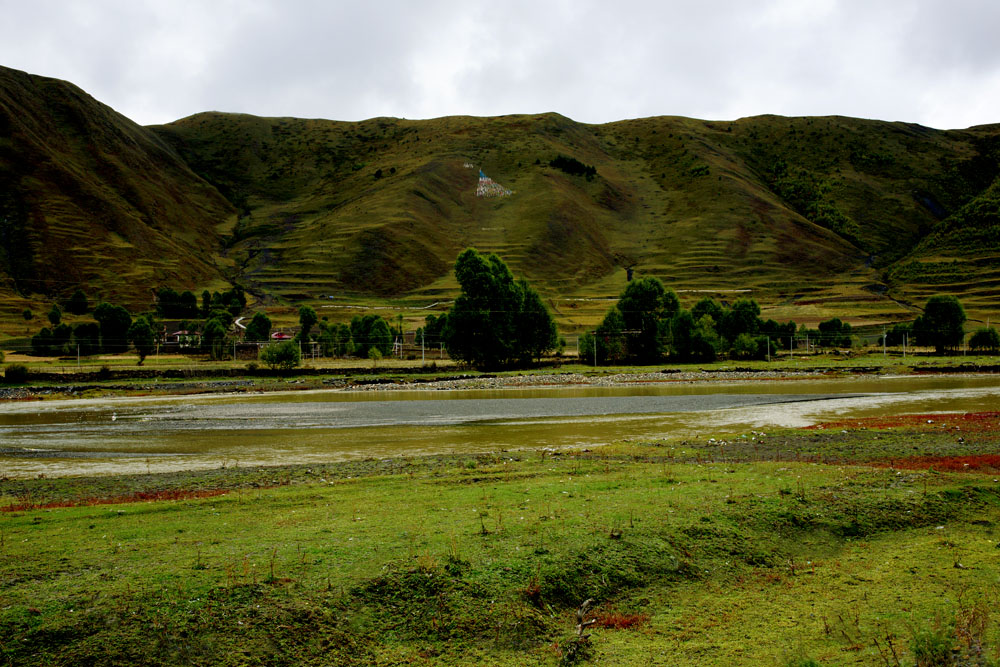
[244,312,272,342]
[260,340,301,371]
[127,316,156,365]
[671,310,722,362]
[202,318,228,360]
[66,289,89,315]
[351,314,393,358]
[913,295,967,353]
[615,277,679,363]
[73,322,101,356]
[47,304,61,326]
[444,248,557,369]
[969,326,1000,354]
[298,306,318,341]
[719,298,761,343]
[319,322,353,357]
[93,302,132,353]
[514,278,558,366]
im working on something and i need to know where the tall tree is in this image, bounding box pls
[444,249,557,369]
[913,295,967,353]
[47,304,61,326]
[127,316,156,365]
[93,302,132,353]
[515,279,558,366]
[615,276,679,363]
[244,312,272,342]
[298,306,318,341]
[66,289,89,315]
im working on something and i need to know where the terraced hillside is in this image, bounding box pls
[0,66,236,321]
[2,65,999,334]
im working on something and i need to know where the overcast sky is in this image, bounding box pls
[2,0,998,129]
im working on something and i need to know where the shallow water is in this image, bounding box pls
[2,374,999,477]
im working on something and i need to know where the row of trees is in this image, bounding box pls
[883,294,999,354]
[578,278,797,364]
[20,259,997,369]
[30,301,158,363]
[576,281,997,365]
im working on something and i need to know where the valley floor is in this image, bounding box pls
[2,406,1000,665]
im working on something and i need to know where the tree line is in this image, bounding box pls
[15,258,999,369]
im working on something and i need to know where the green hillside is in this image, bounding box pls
[3,65,999,335]
[0,67,236,325]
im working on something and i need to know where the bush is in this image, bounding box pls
[3,364,29,384]
[260,340,301,371]
[969,326,1000,354]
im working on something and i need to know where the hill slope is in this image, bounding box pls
[0,66,235,315]
[3,65,999,332]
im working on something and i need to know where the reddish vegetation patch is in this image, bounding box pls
[593,612,650,630]
[2,488,229,513]
[806,411,1000,433]
[869,455,1000,473]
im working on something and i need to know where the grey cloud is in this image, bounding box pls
[1,0,998,129]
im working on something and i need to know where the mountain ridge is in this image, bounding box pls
[2,65,999,333]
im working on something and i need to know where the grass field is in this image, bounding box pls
[3,411,999,665]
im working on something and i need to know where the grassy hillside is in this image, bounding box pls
[153,110,1000,329]
[0,66,236,325]
[4,65,1000,335]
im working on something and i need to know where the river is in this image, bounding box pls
[2,374,999,477]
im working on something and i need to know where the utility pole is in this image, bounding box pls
[883,327,886,357]
[766,337,770,362]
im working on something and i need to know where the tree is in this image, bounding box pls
[817,317,852,347]
[319,322,353,357]
[913,295,967,353]
[73,322,101,356]
[202,318,228,360]
[369,318,393,356]
[731,333,769,360]
[93,302,132,353]
[444,248,557,369]
[127,316,156,365]
[884,322,912,347]
[368,346,383,368]
[593,307,627,364]
[66,289,89,315]
[31,327,53,356]
[179,290,199,318]
[514,278,558,365]
[691,297,724,324]
[260,340,301,370]
[298,306,318,341]
[47,304,61,326]
[245,312,272,342]
[671,310,722,361]
[719,298,761,343]
[201,290,212,317]
[156,288,182,318]
[616,277,678,363]
[351,314,392,358]
[969,326,1000,354]
[22,308,32,322]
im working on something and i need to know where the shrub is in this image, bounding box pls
[260,340,301,371]
[3,364,29,384]
[969,326,1000,354]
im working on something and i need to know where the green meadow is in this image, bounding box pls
[3,419,999,665]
